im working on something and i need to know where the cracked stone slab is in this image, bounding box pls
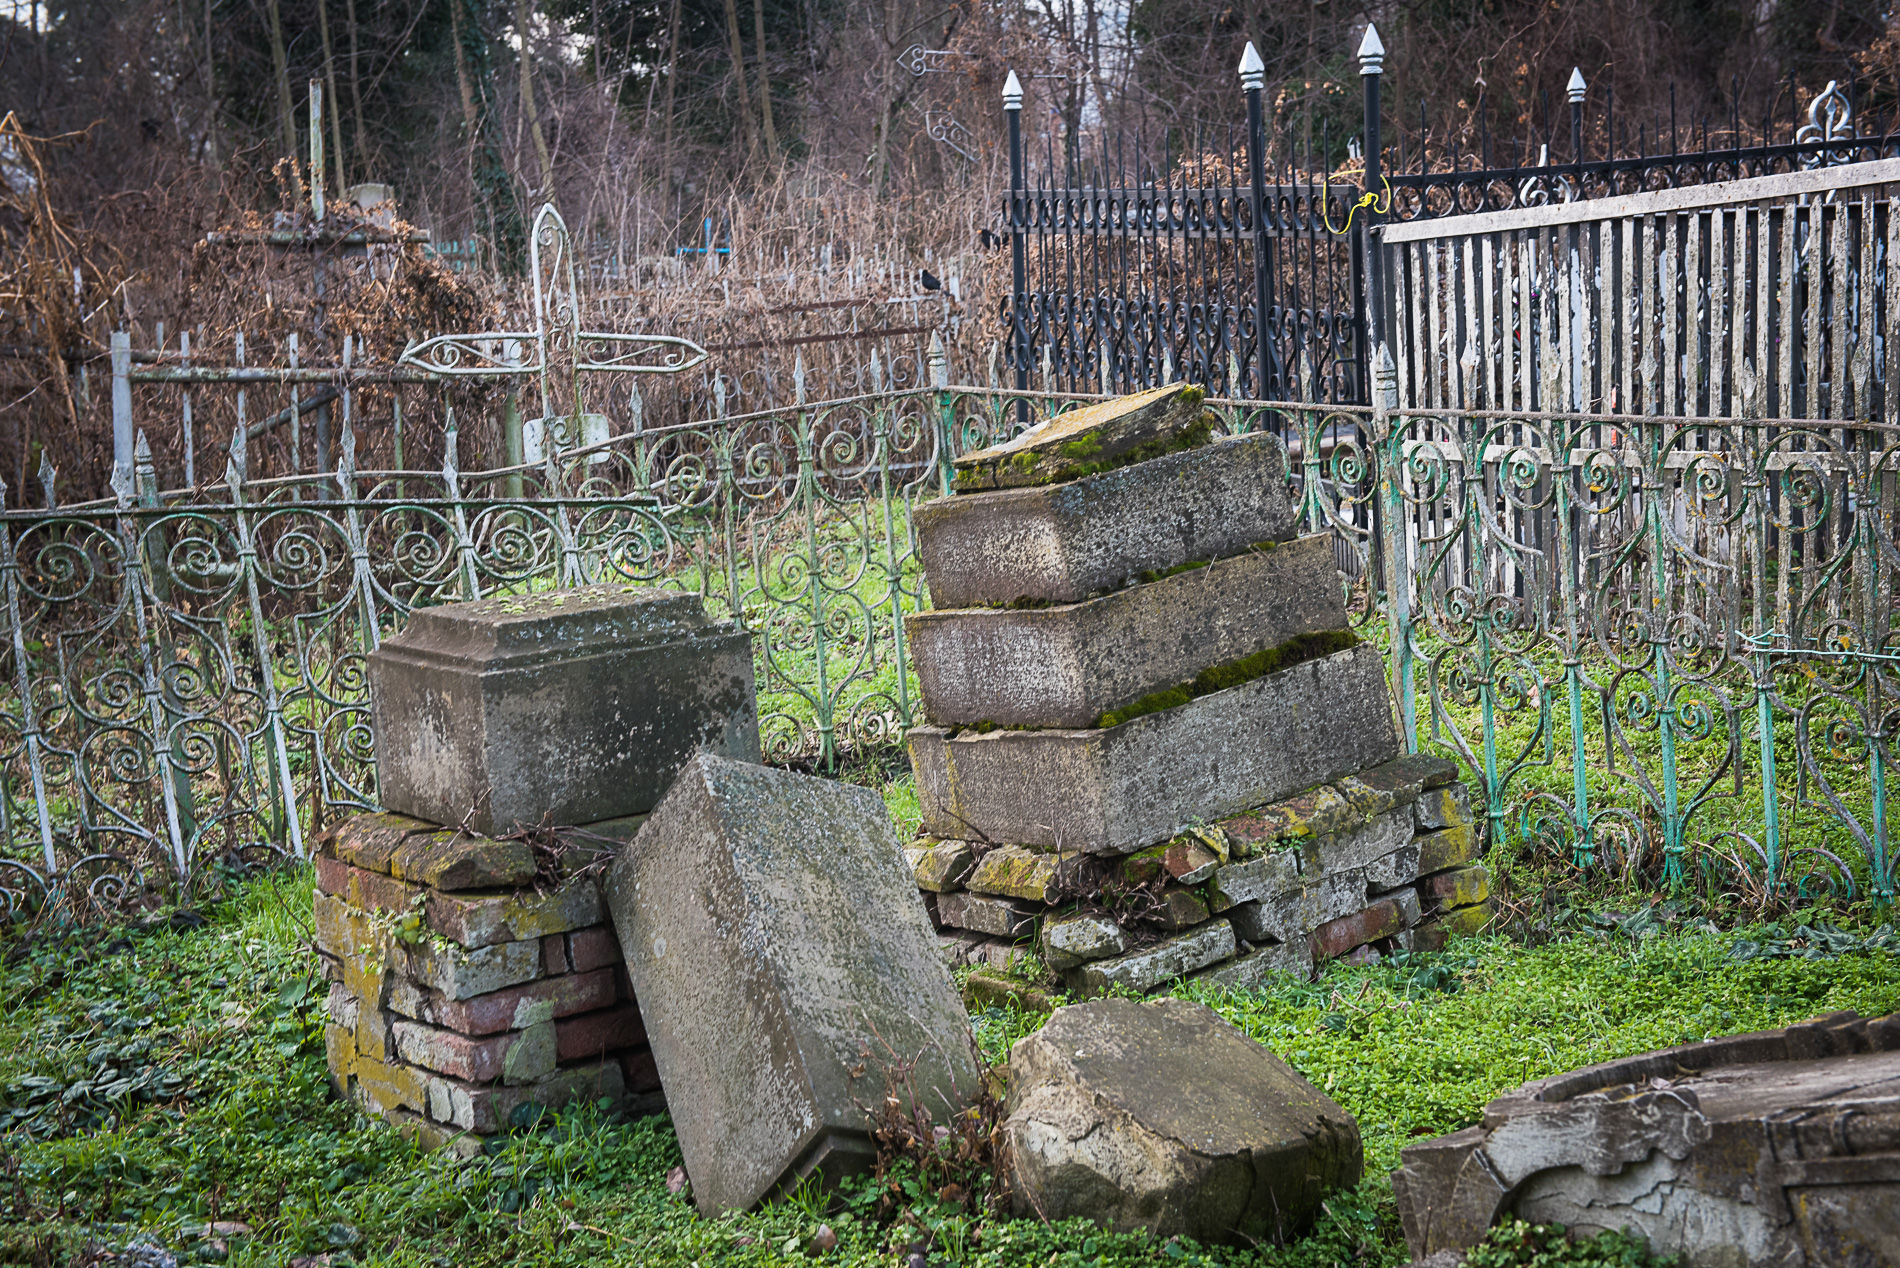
[1392,1009,1900,1267]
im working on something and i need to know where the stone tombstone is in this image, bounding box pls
[950,383,1210,491]
[368,584,758,835]
[605,753,979,1214]
[1006,997,1363,1245]
[1393,1010,1900,1267]
[912,430,1297,610]
[907,535,1349,729]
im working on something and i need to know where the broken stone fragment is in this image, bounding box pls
[1163,840,1220,885]
[604,754,977,1215]
[388,829,538,892]
[1005,997,1362,1244]
[1069,921,1236,996]
[1415,823,1481,875]
[966,845,1068,902]
[951,383,1210,492]
[936,891,1041,940]
[913,431,1297,609]
[1217,783,1361,853]
[1149,886,1212,930]
[1392,1009,1900,1265]
[909,840,977,892]
[1331,754,1459,819]
[1040,914,1126,971]
[1414,784,1474,831]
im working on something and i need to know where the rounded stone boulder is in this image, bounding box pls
[1004,996,1362,1245]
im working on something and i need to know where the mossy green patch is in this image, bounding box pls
[1096,628,1361,728]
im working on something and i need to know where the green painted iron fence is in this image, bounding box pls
[2,378,1896,918]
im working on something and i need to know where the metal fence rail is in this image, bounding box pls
[6,373,1900,918]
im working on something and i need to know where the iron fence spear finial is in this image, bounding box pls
[1003,71,1023,111]
[1357,24,1385,75]
[1567,68,1588,104]
[1239,42,1265,90]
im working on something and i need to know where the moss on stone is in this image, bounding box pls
[1094,628,1361,729]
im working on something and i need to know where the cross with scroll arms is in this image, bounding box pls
[398,204,709,453]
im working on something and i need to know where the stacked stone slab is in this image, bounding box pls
[904,387,1494,991]
[320,582,760,1150]
[315,813,659,1155]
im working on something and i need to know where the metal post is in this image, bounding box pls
[110,331,134,499]
[1004,71,1029,428]
[1240,43,1273,400]
[1359,25,1387,392]
[1568,68,1587,175]
[308,79,326,221]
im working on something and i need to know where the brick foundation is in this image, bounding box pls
[916,756,1498,993]
[314,812,659,1155]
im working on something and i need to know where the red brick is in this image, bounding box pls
[1312,900,1404,961]
[618,1048,662,1094]
[392,1019,520,1083]
[556,1004,647,1062]
[422,876,606,950]
[566,926,621,973]
[392,967,619,1036]
[542,934,570,976]
[441,1059,626,1133]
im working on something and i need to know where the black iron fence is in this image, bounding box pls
[1002,29,1900,411]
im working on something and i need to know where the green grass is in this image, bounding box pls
[5,868,1898,1267]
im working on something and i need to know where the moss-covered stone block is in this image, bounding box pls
[951,384,1210,492]
[967,845,1067,902]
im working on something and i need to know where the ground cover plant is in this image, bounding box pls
[4,857,1897,1268]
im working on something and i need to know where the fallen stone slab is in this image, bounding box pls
[908,642,1397,854]
[369,584,759,835]
[913,431,1297,609]
[1392,1010,1900,1266]
[1006,997,1362,1244]
[951,384,1210,491]
[605,754,978,1214]
[907,535,1349,728]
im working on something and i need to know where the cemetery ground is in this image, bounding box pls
[3,833,1898,1268]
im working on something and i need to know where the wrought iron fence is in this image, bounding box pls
[5,373,1900,920]
[1000,28,1900,413]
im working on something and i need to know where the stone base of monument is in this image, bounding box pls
[315,812,661,1156]
[915,756,1494,993]
[1392,1010,1900,1267]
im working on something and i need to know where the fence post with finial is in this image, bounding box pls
[928,331,956,495]
[111,331,134,501]
[1004,70,1029,429]
[1359,25,1387,395]
[1240,42,1273,400]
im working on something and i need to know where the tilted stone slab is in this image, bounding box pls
[950,384,1208,492]
[604,754,977,1215]
[913,432,1297,609]
[1005,998,1362,1244]
[369,584,759,835]
[1392,1010,1900,1266]
[907,535,1349,728]
[908,643,1398,855]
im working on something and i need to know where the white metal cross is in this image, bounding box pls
[399,204,709,439]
